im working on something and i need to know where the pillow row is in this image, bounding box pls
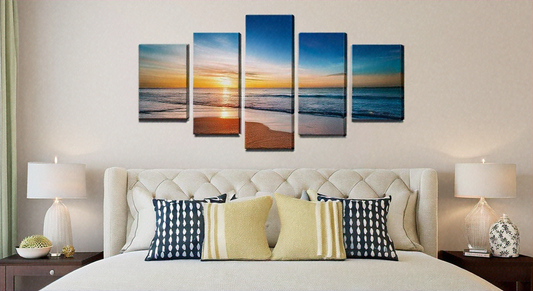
[124,184,422,254]
[144,192,398,261]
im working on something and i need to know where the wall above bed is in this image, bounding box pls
[15,1,533,256]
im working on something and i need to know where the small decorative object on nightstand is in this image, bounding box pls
[62,245,76,258]
[439,250,533,291]
[489,214,520,258]
[0,251,103,291]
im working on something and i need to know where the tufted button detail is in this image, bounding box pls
[129,169,411,201]
[49,269,55,276]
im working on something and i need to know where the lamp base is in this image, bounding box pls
[43,198,73,256]
[464,197,497,252]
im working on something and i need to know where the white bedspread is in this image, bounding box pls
[43,251,499,291]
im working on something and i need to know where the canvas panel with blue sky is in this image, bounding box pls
[299,32,346,136]
[245,15,294,150]
[139,44,189,121]
[352,44,404,121]
[193,33,241,135]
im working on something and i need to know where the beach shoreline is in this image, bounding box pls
[194,117,240,135]
[298,113,346,136]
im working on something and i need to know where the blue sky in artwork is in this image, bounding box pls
[299,33,346,75]
[139,44,186,70]
[139,44,187,88]
[246,15,294,66]
[194,33,239,53]
[193,32,240,88]
[352,45,404,75]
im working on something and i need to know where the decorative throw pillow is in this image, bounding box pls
[308,187,422,252]
[122,186,226,254]
[317,194,398,260]
[201,195,272,260]
[230,191,310,248]
[145,194,226,261]
[271,193,346,261]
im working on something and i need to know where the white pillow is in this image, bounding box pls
[122,187,227,253]
[122,187,155,253]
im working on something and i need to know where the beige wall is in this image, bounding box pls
[16,0,533,256]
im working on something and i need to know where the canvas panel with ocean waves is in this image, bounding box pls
[139,44,189,121]
[245,15,294,150]
[298,32,347,136]
[193,33,241,135]
[352,44,404,122]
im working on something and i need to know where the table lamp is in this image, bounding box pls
[27,160,86,256]
[454,161,516,252]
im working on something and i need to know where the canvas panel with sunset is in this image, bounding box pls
[245,15,294,150]
[352,45,404,121]
[139,44,189,121]
[193,33,240,135]
[298,32,347,136]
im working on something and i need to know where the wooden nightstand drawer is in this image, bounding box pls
[6,265,79,277]
[1,252,103,291]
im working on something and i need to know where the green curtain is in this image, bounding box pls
[0,0,18,259]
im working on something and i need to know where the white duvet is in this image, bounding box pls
[43,251,499,291]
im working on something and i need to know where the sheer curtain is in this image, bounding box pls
[0,0,18,258]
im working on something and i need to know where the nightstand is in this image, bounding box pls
[0,251,103,291]
[439,250,533,291]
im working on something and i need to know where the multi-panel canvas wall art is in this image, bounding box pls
[193,33,241,135]
[245,15,294,150]
[138,16,406,149]
[139,44,189,121]
[298,32,347,136]
[352,45,404,122]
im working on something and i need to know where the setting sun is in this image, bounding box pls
[218,77,232,88]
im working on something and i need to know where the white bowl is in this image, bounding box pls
[16,246,52,259]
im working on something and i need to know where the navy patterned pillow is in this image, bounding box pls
[145,194,226,261]
[317,194,398,261]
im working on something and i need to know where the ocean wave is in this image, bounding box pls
[244,105,294,114]
[298,110,346,118]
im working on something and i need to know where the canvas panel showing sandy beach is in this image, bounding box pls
[352,44,404,122]
[193,33,241,135]
[245,15,294,150]
[139,44,189,121]
[298,32,347,136]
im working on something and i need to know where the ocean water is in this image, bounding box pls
[193,88,240,108]
[298,88,346,118]
[244,88,293,133]
[352,87,404,121]
[244,88,294,114]
[139,88,188,120]
[193,88,240,119]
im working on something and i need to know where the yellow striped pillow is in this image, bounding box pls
[201,195,272,260]
[271,193,346,260]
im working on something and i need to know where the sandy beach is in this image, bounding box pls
[245,122,293,150]
[299,114,346,136]
[194,117,240,135]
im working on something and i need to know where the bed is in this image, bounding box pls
[43,168,500,291]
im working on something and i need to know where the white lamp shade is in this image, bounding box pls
[455,163,516,199]
[27,162,87,199]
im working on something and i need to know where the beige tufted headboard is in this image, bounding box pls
[103,168,438,258]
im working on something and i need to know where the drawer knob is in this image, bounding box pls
[49,269,55,276]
